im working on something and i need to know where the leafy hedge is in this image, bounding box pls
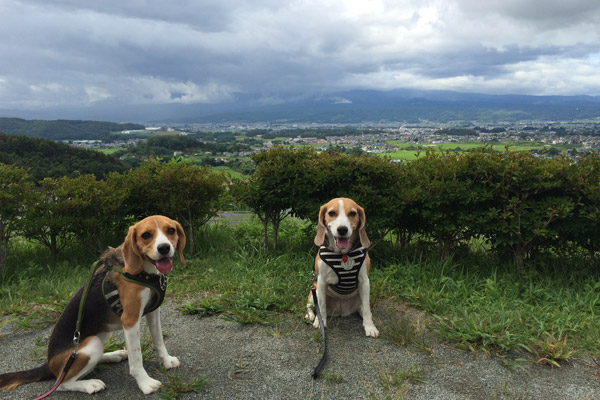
[2,146,600,270]
[234,147,600,268]
[0,159,226,271]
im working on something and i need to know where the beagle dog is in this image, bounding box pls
[0,215,185,394]
[306,198,379,338]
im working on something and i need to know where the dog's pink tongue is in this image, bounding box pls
[156,258,173,274]
[336,237,349,249]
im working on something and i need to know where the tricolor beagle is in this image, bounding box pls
[0,215,185,394]
[306,198,379,338]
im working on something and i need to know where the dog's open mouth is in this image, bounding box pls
[335,237,349,249]
[151,257,173,274]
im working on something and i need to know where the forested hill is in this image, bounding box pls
[0,118,144,140]
[0,133,127,181]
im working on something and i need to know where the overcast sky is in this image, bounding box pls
[1,0,600,113]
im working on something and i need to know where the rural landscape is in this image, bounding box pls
[2,1,600,398]
[2,114,600,398]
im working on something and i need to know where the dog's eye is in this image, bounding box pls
[328,211,337,217]
[166,228,175,235]
[141,232,152,240]
[348,211,357,217]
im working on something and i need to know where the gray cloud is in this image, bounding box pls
[1,0,599,114]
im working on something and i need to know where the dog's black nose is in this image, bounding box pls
[157,243,171,255]
[337,226,348,236]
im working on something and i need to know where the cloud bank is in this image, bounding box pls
[1,0,599,114]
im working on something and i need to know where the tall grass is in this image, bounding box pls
[2,217,600,363]
[173,218,315,324]
[372,256,600,362]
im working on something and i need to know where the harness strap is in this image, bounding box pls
[103,266,167,316]
[318,245,367,296]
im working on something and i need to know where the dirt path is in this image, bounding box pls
[1,301,599,399]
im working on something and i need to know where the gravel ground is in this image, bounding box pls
[1,300,600,399]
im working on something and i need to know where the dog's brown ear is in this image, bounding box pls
[175,221,186,266]
[357,205,370,248]
[314,204,327,246]
[122,225,144,274]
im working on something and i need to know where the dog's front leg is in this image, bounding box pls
[313,273,328,329]
[358,269,379,338]
[123,317,162,394]
[147,308,180,369]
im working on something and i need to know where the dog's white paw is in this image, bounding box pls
[101,350,128,363]
[313,317,327,329]
[138,376,162,394]
[162,355,180,369]
[364,324,380,338]
[84,379,107,393]
[305,310,316,322]
[58,378,106,393]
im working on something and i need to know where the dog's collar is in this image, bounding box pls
[102,266,167,316]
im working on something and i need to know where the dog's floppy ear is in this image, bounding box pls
[357,205,370,248]
[122,225,144,274]
[175,221,186,266]
[314,204,327,246]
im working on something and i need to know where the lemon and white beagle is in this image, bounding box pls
[0,215,185,395]
[306,198,379,338]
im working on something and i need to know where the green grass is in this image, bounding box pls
[2,218,599,366]
[210,165,248,179]
[173,219,314,324]
[156,366,207,400]
[379,366,424,391]
[380,141,576,160]
[96,148,125,155]
[373,257,600,363]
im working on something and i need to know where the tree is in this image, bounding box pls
[558,151,600,256]
[0,163,34,271]
[233,147,319,250]
[482,151,573,269]
[402,148,496,258]
[21,174,129,258]
[125,159,226,253]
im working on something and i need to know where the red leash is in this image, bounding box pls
[32,372,66,400]
[32,351,77,400]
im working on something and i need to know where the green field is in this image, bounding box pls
[211,166,248,179]
[380,141,571,160]
[96,148,124,155]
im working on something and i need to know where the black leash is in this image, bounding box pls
[32,261,100,400]
[311,277,327,379]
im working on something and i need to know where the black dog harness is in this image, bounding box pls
[102,266,167,316]
[318,244,367,295]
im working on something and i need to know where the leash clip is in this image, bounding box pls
[72,330,81,349]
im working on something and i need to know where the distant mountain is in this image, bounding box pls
[182,90,600,124]
[1,90,599,124]
[0,118,144,140]
[0,133,127,181]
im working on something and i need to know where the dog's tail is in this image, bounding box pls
[0,364,54,390]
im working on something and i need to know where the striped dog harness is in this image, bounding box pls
[318,244,367,295]
[102,266,167,316]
